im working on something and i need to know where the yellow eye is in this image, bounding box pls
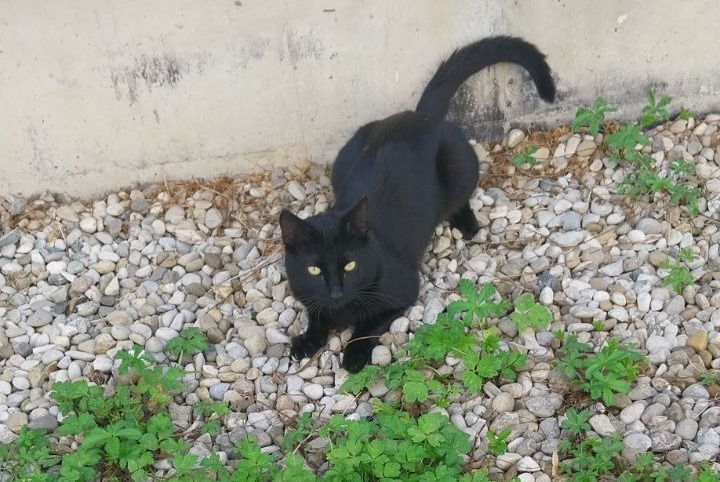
[344,261,357,272]
[307,266,322,276]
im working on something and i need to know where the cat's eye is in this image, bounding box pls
[307,266,322,276]
[344,261,357,272]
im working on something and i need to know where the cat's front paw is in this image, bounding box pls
[342,339,373,373]
[290,334,322,360]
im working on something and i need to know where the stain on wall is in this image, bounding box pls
[111,53,190,104]
[448,81,505,142]
[281,27,323,69]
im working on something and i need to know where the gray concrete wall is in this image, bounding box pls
[2,1,719,198]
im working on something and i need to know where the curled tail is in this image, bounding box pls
[415,36,556,121]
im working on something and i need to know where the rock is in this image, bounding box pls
[507,129,525,148]
[492,392,515,413]
[371,345,392,366]
[589,414,616,436]
[550,231,585,247]
[56,205,79,222]
[525,394,561,417]
[650,431,682,452]
[636,217,662,235]
[675,418,699,440]
[204,209,224,229]
[302,383,324,401]
[687,331,709,352]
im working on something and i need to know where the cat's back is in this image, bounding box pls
[332,110,439,209]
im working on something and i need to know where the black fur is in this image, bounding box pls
[280,36,555,372]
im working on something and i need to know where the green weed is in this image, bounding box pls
[511,146,539,167]
[572,97,617,135]
[555,336,645,406]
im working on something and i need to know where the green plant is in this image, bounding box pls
[510,293,552,332]
[640,90,672,127]
[558,433,624,482]
[699,370,720,387]
[670,157,694,177]
[486,428,511,456]
[679,107,695,121]
[318,404,492,482]
[572,97,617,135]
[0,427,59,481]
[165,326,209,360]
[675,248,697,263]
[575,91,701,216]
[555,336,645,406]
[343,281,541,404]
[661,260,694,294]
[560,408,591,437]
[511,146,539,167]
[193,400,230,436]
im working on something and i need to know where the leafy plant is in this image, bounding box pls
[318,404,491,482]
[344,281,529,404]
[510,292,552,332]
[679,107,695,121]
[165,326,209,360]
[675,248,697,263]
[558,433,624,482]
[555,336,645,406]
[511,146,539,167]
[700,370,720,387]
[661,260,695,294]
[670,157,694,177]
[572,97,617,135]
[486,428,511,456]
[640,90,672,127]
[574,92,701,216]
[561,408,591,437]
[0,427,59,481]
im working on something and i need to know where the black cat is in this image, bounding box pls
[279,36,555,372]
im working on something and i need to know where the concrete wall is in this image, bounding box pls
[2,1,719,198]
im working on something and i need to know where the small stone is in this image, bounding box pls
[204,209,224,229]
[286,181,307,201]
[687,331,709,352]
[650,431,682,452]
[636,217,662,235]
[56,205,79,222]
[576,139,597,157]
[244,336,266,356]
[624,433,652,451]
[600,260,624,277]
[675,418,699,440]
[209,383,230,401]
[589,414,616,436]
[27,310,52,328]
[550,231,585,247]
[302,383,324,401]
[492,392,515,412]
[516,456,540,472]
[79,217,97,233]
[371,345,392,366]
[507,129,525,148]
[525,395,560,417]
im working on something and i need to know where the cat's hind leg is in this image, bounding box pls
[449,202,479,239]
[436,121,480,239]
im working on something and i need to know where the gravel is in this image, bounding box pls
[1,114,720,478]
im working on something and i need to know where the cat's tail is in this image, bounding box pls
[415,36,555,122]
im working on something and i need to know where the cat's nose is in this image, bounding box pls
[329,287,344,301]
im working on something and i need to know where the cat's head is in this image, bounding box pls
[279,197,378,309]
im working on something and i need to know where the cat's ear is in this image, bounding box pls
[343,197,369,237]
[279,210,314,248]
